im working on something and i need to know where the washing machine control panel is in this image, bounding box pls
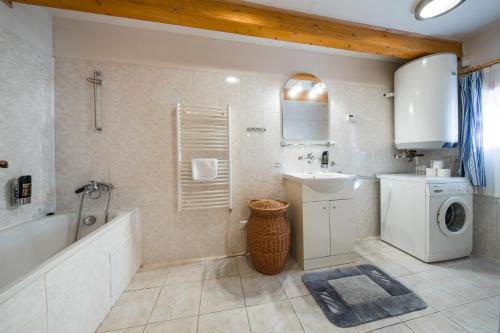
[427,183,471,196]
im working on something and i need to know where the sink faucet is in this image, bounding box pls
[298,153,316,164]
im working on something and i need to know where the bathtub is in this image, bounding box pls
[0,208,141,333]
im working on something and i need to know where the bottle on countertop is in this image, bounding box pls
[321,151,329,171]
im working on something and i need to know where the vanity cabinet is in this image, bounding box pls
[285,177,356,270]
[302,201,330,259]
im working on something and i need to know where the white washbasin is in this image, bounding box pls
[284,172,356,184]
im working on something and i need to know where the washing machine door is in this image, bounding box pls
[437,197,472,238]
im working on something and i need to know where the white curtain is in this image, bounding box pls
[481,63,500,197]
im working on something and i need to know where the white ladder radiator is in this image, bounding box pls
[176,103,232,211]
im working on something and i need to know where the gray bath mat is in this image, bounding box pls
[302,264,427,328]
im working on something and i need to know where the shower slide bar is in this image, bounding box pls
[87,71,103,132]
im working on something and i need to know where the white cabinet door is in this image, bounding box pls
[303,201,331,259]
[330,199,355,255]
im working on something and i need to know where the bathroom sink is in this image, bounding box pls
[284,172,356,184]
[284,172,356,213]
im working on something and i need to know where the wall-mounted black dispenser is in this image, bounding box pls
[13,175,32,205]
[321,151,329,170]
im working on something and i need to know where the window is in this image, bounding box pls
[481,63,500,196]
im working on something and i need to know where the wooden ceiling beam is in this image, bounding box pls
[11,0,463,59]
[1,0,13,8]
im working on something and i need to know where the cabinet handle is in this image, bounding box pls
[332,206,336,209]
[323,206,327,210]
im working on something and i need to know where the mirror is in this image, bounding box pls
[281,73,330,145]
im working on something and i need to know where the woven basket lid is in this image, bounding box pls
[248,199,289,211]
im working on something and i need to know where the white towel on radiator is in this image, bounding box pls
[191,158,218,180]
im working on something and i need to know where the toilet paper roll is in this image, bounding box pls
[437,169,451,177]
[426,168,437,177]
[430,160,444,169]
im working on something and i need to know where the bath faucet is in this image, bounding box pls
[298,153,316,164]
[75,181,113,197]
[74,181,113,242]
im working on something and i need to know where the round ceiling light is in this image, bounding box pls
[415,0,466,20]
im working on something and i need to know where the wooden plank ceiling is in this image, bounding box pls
[11,0,463,59]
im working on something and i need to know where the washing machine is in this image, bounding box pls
[378,174,473,263]
[426,182,473,262]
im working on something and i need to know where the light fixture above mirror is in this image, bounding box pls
[281,73,332,146]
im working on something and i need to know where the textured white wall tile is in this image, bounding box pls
[472,194,497,258]
[0,25,55,231]
[496,199,500,259]
[55,58,423,265]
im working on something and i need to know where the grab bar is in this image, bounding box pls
[87,71,102,132]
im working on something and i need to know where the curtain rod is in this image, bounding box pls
[459,57,500,76]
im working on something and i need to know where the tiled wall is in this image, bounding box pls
[54,58,415,265]
[473,194,500,259]
[0,25,55,231]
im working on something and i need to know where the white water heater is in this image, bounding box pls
[394,53,458,150]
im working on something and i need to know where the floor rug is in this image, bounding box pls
[302,264,427,327]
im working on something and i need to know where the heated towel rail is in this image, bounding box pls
[176,103,232,211]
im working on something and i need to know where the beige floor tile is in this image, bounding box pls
[355,239,399,257]
[441,297,500,333]
[290,295,356,332]
[247,300,303,333]
[355,317,401,333]
[282,256,303,272]
[104,327,145,333]
[143,317,197,333]
[397,274,468,311]
[127,268,170,291]
[204,258,239,280]
[370,323,412,332]
[149,281,202,323]
[362,253,413,277]
[397,304,437,322]
[164,263,204,285]
[405,312,467,333]
[200,277,245,314]
[439,261,500,295]
[417,268,497,301]
[451,256,500,273]
[241,275,287,306]
[198,308,250,333]
[236,255,262,277]
[278,270,310,299]
[389,252,436,274]
[98,288,160,332]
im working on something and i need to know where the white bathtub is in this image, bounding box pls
[0,209,141,333]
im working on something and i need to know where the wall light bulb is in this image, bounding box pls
[225,76,239,84]
[288,84,303,98]
[308,90,318,99]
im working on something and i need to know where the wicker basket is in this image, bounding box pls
[247,199,290,275]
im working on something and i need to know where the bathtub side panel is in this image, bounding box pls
[110,210,140,305]
[0,210,139,333]
[0,277,47,333]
